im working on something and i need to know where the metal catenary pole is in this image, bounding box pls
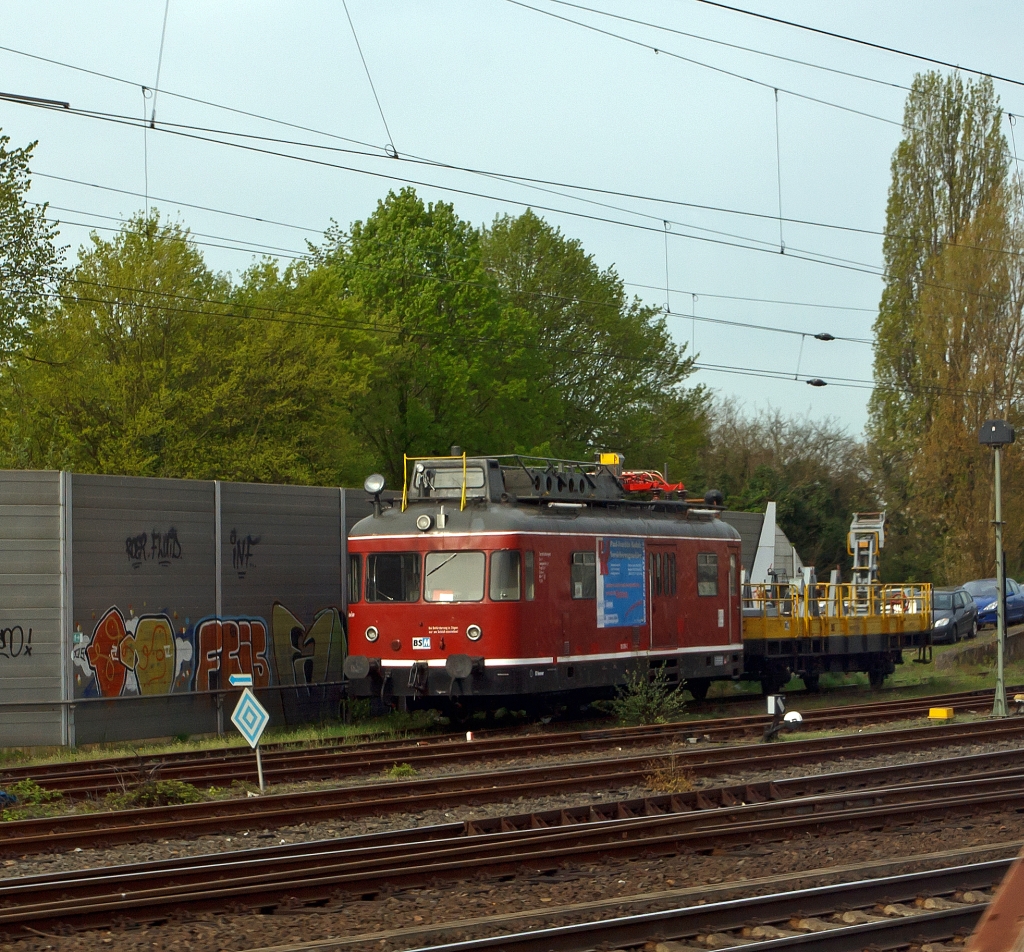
[993,445,1008,717]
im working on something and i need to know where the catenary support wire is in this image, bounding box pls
[663,220,671,313]
[150,0,171,127]
[342,0,397,157]
[774,89,784,254]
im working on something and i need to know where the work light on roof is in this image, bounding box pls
[364,473,386,494]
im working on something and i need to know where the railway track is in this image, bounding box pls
[394,862,1003,952]
[2,719,1024,857]
[0,760,1017,934]
[1,684,1012,798]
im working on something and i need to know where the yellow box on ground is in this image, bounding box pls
[928,707,954,720]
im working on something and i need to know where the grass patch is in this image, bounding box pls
[644,757,695,793]
[383,762,417,779]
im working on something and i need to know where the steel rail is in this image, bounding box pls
[394,862,1004,952]
[1,684,1013,797]
[1,718,1023,855]
[0,775,1013,933]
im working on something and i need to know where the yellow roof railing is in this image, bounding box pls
[402,452,468,512]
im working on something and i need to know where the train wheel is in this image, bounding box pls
[687,679,710,702]
[868,667,886,689]
[802,673,820,693]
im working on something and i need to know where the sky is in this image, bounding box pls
[1,1,1022,439]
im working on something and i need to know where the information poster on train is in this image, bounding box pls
[596,537,646,628]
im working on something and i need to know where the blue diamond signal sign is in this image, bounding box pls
[230,688,269,748]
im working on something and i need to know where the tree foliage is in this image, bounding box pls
[699,401,877,575]
[1,213,350,483]
[480,209,708,475]
[0,148,709,491]
[0,134,64,351]
[868,72,1024,582]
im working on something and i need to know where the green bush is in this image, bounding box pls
[383,762,417,778]
[106,780,205,810]
[612,667,688,725]
[7,778,63,805]
[1,779,65,822]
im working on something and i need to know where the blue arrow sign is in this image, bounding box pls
[228,673,253,687]
[230,688,269,749]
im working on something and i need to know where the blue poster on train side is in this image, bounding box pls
[596,537,646,628]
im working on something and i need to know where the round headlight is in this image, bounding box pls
[364,473,386,494]
[365,625,379,642]
[415,513,433,531]
[466,624,482,642]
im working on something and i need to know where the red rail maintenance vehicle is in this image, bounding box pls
[342,451,743,707]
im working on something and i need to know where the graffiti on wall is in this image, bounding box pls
[74,608,194,696]
[73,602,343,698]
[229,529,260,579]
[125,528,183,569]
[0,626,32,659]
[195,616,271,691]
[272,603,344,687]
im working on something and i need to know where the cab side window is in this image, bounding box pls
[571,551,596,599]
[489,550,521,601]
[697,552,718,596]
[347,554,361,604]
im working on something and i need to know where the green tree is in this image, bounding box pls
[868,72,1024,582]
[699,401,877,575]
[298,189,538,485]
[481,209,708,476]
[0,214,351,483]
[0,131,64,351]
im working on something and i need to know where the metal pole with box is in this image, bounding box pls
[978,420,1015,718]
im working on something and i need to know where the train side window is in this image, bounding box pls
[729,554,737,597]
[525,551,535,601]
[667,553,677,596]
[571,551,596,599]
[366,553,421,602]
[651,553,662,596]
[489,550,522,601]
[697,553,719,596]
[348,554,361,604]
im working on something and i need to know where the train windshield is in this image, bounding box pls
[424,551,485,602]
[366,553,421,602]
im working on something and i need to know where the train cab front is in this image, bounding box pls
[343,456,530,707]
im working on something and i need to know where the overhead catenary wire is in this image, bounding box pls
[4,273,990,400]
[32,102,1020,310]
[28,175,879,312]
[28,109,1015,323]
[503,0,904,127]
[51,280,980,397]
[3,42,1021,262]
[689,0,1024,92]
[39,197,879,335]
[539,0,911,92]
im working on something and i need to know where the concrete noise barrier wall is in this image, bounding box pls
[0,471,354,748]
